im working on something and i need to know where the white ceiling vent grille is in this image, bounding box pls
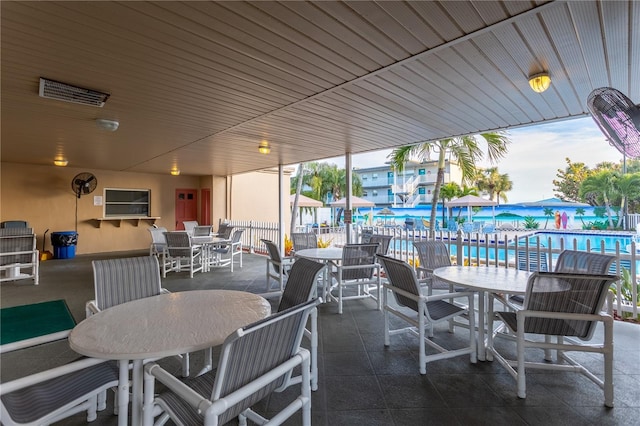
[39,77,110,107]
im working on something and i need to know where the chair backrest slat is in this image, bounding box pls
[277,258,325,311]
[554,250,616,275]
[377,255,421,312]
[340,243,378,280]
[92,256,162,310]
[212,299,317,425]
[291,233,317,251]
[368,234,393,255]
[413,240,451,270]
[523,272,618,340]
[164,232,193,257]
[193,225,212,237]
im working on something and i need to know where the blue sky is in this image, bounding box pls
[323,116,623,203]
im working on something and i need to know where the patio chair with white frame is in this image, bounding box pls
[162,231,203,278]
[329,243,381,315]
[86,255,191,377]
[377,255,477,375]
[142,299,319,426]
[261,238,294,295]
[488,271,619,407]
[212,228,244,272]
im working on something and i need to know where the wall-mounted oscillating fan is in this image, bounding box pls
[71,172,98,198]
[586,87,640,159]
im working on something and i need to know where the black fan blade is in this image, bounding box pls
[85,175,95,184]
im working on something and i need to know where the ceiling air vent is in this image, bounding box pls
[39,77,110,107]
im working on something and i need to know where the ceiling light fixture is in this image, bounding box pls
[170,169,180,176]
[95,118,119,131]
[258,141,271,154]
[528,72,551,93]
[54,158,68,167]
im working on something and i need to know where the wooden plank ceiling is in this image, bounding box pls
[2,1,639,177]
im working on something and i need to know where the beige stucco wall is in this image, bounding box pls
[228,170,291,224]
[1,163,290,255]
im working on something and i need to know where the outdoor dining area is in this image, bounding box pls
[1,234,639,426]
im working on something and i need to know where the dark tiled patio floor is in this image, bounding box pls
[1,250,639,425]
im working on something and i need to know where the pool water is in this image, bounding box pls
[526,231,635,253]
[393,230,637,267]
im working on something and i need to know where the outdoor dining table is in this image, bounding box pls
[191,235,231,271]
[69,290,271,426]
[432,266,532,361]
[294,247,343,302]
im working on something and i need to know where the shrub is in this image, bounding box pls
[523,216,539,229]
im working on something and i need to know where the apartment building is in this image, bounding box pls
[354,160,463,207]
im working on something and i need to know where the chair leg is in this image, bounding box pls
[516,327,527,399]
[383,289,390,347]
[86,394,98,422]
[309,309,318,391]
[418,303,427,375]
[604,317,614,407]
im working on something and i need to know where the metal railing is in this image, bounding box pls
[224,219,639,318]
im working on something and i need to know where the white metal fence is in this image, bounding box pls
[224,219,639,319]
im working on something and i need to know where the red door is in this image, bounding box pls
[200,189,211,225]
[175,189,198,230]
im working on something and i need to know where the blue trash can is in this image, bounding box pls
[51,231,78,259]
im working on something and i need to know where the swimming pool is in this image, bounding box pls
[524,231,635,253]
[391,230,638,268]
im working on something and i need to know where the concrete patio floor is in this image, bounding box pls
[1,250,639,425]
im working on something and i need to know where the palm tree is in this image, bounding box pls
[543,207,554,229]
[476,167,512,205]
[388,133,510,232]
[493,173,513,205]
[290,163,306,236]
[613,173,640,228]
[439,182,461,226]
[579,170,617,229]
[575,207,586,227]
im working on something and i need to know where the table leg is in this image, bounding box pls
[477,290,486,361]
[132,359,144,426]
[117,360,129,426]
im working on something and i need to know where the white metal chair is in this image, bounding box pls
[147,226,167,256]
[261,238,294,295]
[488,272,619,407]
[377,255,477,374]
[0,228,39,285]
[212,228,244,271]
[182,220,198,235]
[276,258,326,391]
[142,299,319,426]
[192,225,212,237]
[163,231,203,278]
[0,357,119,425]
[217,222,234,239]
[291,232,318,252]
[87,256,190,377]
[329,243,381,314]
[413,240,462,295]
[367,234,394,255]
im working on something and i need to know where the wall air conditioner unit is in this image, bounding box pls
[39,77,110,107]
